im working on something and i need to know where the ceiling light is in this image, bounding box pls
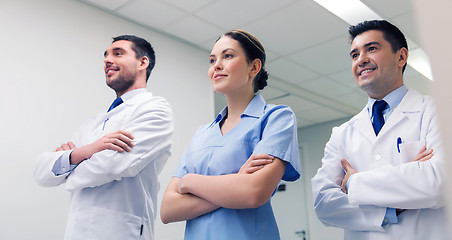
[408,48,433,80]
[314,0,382,25]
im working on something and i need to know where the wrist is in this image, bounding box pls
[70,146,90,165]
[179,173,194,194]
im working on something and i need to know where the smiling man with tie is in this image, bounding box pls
[311,20,449,240]
[34,35,173,240]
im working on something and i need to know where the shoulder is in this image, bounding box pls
[260,104,296,126]
[121,93,174,127]
[404,89,437,114]
[138,92,170,106]
[134,93,173,114]
[262,104,295,119]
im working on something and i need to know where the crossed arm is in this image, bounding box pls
[341,145,434,193]
[312,133,442,231]
[34,130,136,187]
[54,130,135,165]
[160,154,286,224]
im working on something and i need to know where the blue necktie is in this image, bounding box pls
[107,97,123,112]
[372,100,388,136]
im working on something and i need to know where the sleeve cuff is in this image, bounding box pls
[51,151,77,176]
[382,207,398,225]
[346,173,355,189]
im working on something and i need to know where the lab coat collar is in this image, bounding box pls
[379,89,422,137]
[352,89,422,142]
[121,88,151,107]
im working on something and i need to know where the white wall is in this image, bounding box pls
[0,1,213,239]
[298,118,351,240]
[413,0,452,234]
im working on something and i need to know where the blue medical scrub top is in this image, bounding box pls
[174,94,301,240]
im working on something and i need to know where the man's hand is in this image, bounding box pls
[70,130,135,165]
[413,146,434,162]
[341,158,357,194]
[238,153,274,174]
[54,142,76,152]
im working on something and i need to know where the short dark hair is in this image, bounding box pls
[349,20,408,73]
[218,30,269,93]
[112,35,155,81]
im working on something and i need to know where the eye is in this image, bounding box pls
[209,58,216,64]
[224,54,233,59]
[115,52,122,56]
[351,53,359,59]
[368,46,377,52]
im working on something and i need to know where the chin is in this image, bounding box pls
[212,84,226,94]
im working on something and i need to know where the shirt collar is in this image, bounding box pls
[242,94,266,118]
[366,85,408,116]
[210,94,266,127]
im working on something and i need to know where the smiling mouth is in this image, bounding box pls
[106,67,119,76]
[213,74,227,80]
[359,68,376,76]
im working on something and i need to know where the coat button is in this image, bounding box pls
[375,155,381,160]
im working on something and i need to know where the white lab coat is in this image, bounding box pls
[311,89,450,240]
[34,91,173,240]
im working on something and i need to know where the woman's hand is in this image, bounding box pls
[238,153,274,174]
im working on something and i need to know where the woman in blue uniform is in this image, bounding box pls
[160,29,301,240]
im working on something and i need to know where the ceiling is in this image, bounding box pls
[78,0,432,128]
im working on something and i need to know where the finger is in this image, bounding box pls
[54,147,63,152]
[104,133,134,149]
[413,148,433,162]
[341,178,348,194]
[68,142,77,150]
[113,133,135,148]
[249,153,274,160]
[245,165,265,174]
[247,159,273,167]
[109,138,133,152]
[341,159,351,171]
[419,151,434,162]
[416,145,427,155]
[61,144,71,151]
[116,130,134,140]
[105,141,127,153]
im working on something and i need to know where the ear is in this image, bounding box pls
[249,59,262,79]
[397,47,408,68]
[138,56,150,71]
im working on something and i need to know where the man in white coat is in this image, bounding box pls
[311,20,449,240]
[34,35,173,240]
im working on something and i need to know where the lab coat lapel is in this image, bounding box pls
[353,108,375,143]
[377,90,422,138]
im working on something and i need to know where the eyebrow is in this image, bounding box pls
[349,41,381,56]
[104,47,124,57]
[210,48,238,58]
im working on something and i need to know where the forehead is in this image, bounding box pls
[211,36,242,54]
[106,40,134,52]
[351,30,387,49]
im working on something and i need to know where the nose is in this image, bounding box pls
[104,53,113,65]
[357,52,370,66]
[213,59,223,71]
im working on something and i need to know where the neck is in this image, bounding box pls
[367,76,404,100]
[116,78,147,98]
[224,91,255,121]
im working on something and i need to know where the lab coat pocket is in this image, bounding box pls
[399,141,424,164]
[88,207,143,240]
